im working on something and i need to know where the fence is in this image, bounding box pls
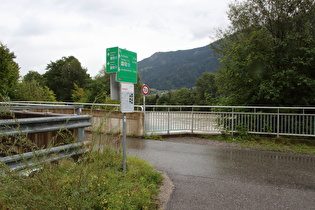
[144,105,315,137]
[9,102,315,137]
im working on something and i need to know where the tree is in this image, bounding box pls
[156,93,171,105]
[16,80,56,101]
[146,94,159,105]
[44,56,90,101]
[23,71,45,86]
[170,88,194,105]
[134,73,143,105]
[84,67,110,103]
[214,0,315,106]
[195,72,218,105]
[0,42,20,99]
[72,83,89,103]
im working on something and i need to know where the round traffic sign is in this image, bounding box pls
[141,84,150,96]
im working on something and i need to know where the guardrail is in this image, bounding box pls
[0,102,92,171]
[0,115,91,137]
[0,141,89,171]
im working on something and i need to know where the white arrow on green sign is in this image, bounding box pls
[106,47,119,73]
[106,47,137,84]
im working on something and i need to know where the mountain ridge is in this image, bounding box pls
[138,44,220,90]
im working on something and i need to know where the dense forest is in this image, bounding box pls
[1,0,314,106]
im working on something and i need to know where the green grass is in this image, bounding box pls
[144,134,163,141]
[205,134,315,155]
[0,146,163,209]
[0,101,163,209]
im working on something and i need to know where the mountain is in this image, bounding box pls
[138,44,220,90]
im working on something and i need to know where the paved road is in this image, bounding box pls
[127,138,315,210]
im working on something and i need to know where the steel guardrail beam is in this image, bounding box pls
[0,115,92,137]
[0,141,90,171]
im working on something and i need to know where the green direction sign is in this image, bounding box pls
[106,47,138,84]
[106,47,119,73]
[117,48,137,84]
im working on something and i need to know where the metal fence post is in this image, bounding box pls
[191,109,194,134]
[167,108,170,135]
[231,108,234,136]
[76,107,84,141]
[277,108,280,137]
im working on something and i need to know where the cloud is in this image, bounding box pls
[0,0,231,77]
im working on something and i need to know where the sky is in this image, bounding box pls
[0,0,232,77]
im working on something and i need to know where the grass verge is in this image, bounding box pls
[144,134,163,141]
[0,146,163,209]
[204,134,315,155]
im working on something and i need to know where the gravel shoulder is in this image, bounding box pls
[155,172,174,210]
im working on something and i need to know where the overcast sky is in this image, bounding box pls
[1,0,232,77]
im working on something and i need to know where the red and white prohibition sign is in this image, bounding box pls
[141,84,150,96]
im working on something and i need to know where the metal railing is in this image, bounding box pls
[12,101,143,111]
[7,102,315,137]
[1,102,91,141]
[143,105,315,137]
[0,102,92,171]
[1,142,89,171]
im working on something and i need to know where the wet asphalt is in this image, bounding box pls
[127,138,315,210]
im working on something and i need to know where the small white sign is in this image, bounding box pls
[120,82,134,113]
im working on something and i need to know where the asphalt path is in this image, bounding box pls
[127,138,315,210]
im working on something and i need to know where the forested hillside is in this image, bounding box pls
[138,45,220,90]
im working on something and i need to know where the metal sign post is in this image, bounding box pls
[122,113,127,172]
[141,84,150,112]
[120,82,134,172]
[106,47,137,172]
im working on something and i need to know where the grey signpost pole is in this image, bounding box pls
[122,113,127,172]
[141,84,150,112]
[106,47,137,173]
[143,95,146,112]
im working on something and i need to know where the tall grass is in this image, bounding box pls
[0,101,163,209]
[1,144,163,209]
